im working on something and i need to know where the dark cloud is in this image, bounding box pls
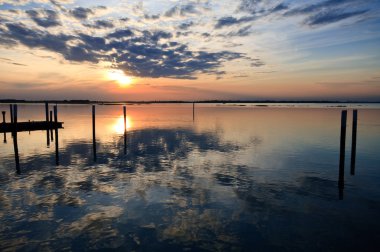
[304,9,368,26]
[251,59,265,67]
[237,0,288,15]
[107,29,134,39]
[178,21,194,30]
[285,0,353,16]
[26,9,61,27]
[84,20,114,29]
[215,16,255,29]
[0,22,250,79]
[69,7,93,20]
[165,3,198,17]
[227,25,252,37]
[144,14,160,20]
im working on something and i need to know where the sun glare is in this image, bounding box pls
[107,69,133,87]
[112,116,132,134]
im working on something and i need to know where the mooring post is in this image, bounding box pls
[10,104,14,124]
[50,110,53,141]
[338,110,347,189]
[45,102,50,147]
[2,111,6,143]
[45,102,49,121]
[123,105,127,154]
[13,104,18,125]
[350,109,358,175]
[54,105,59,165]
[92,105,97,161]
[192,102,195,121]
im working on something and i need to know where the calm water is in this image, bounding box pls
[0,103,380,251]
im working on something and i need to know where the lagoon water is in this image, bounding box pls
[0,103,380,251]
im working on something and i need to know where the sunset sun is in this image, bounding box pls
[107,69,133,87]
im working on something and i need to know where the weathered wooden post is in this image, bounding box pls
[9,104,13,124]
[54,105,59,165]
[192,102,195,121]
[50,110,53,141]
[92,105,97,161]
[45,102,50,147]
[2,111,6,143]
[338,110,347,189]
[12,104,20,173]
[123,105,127,154]
[45,102,49,121]
[350,110,358,175]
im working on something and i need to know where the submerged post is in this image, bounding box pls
[92,105,96,161]
[350,110,358,175]
[338,110,347,189]
[54,105,59,165]
[123,105,127,154]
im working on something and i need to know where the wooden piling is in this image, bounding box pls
[46,102,50,147]
[2,111,6,143]
[92,105,96,161]
[123,105,127,154]
[45,102,49,121]
[192,102,195,121]
[50,110,53,141]
[350,110,358,175]
[10,104,13,124]
[54,105,59,165]
[338,110,347,189]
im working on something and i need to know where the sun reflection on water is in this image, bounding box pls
[112,115,132,134]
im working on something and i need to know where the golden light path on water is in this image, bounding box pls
[111,115,132,134]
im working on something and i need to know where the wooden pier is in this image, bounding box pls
[0,121,63,133]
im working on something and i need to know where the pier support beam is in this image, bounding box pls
[338,110,347,193]
[2,111,6,143]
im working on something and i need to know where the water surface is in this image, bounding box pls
[0,103,380,251]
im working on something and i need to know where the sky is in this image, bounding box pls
[0,0,380,101]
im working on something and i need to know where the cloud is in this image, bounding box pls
[107,29,134,39]
[84,20,114,29]
[178,21,194,30]
[237,0,288,15]
[285,0,354,16]
[69,7,94,20]
[0,22,250,79]
[304,9,368,26]
[164,3,199,17]
[26,9,61,27]
[215,16,256,29]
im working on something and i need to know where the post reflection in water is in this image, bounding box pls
[54,105,59,166]
[0,104,380,251]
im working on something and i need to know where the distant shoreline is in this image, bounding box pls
[0,99,379,105]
